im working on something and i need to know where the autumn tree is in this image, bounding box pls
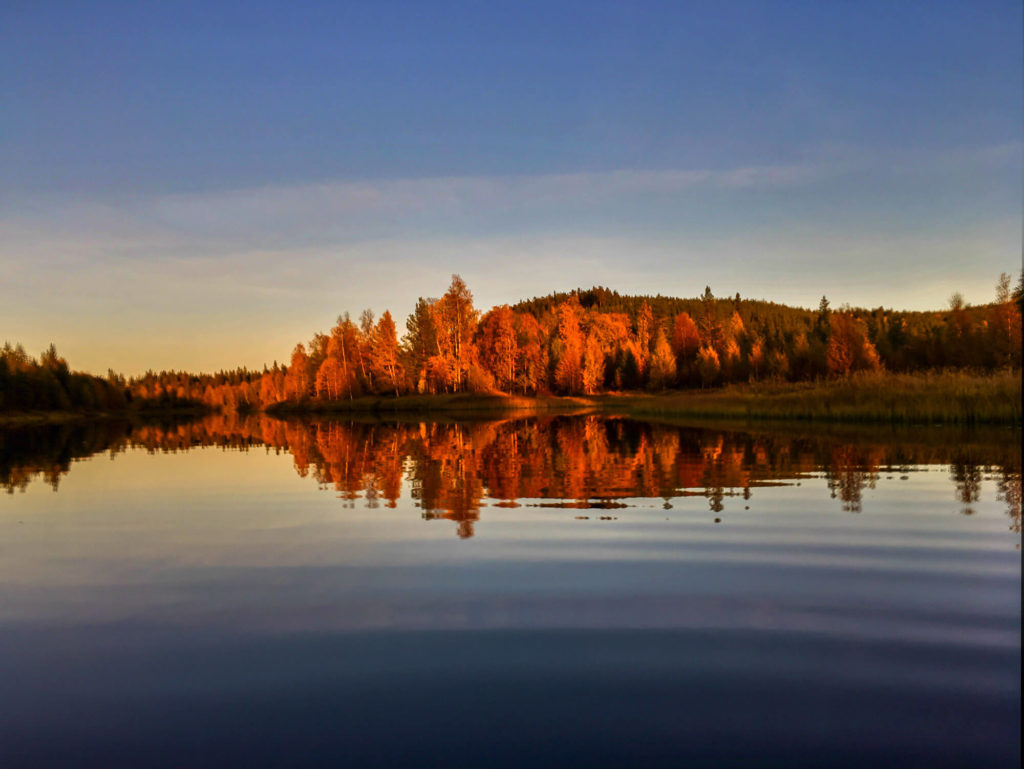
[635,300,653,366]
[826,313,881,377]
[356,309,376,391]
[369,311,404,396]
[767,349,789,380]
[581,334,605,394]
[748,336,765,380]
[142,275,1024,413]
[514,312,547,394]
[670,311,701,386]
[671,312,701,360]
[307,333,330,379]
[404,298,440,393]
[313,358,342,400]
[789,332,816,380]
[720,338,741,381]
[697,345,720,388]
[988,272,1022,368]
[260,365,286,404]
[726,311,745,346]
[285,344,312,401]
[588,312,632,388]
[40,343,69,377]
[553,298,585,394]
[319,314,361,400]
[432,275,479,392]
[648,328,676,390]
[477,306,518,391]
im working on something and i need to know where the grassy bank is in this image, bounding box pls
[19,370,1011,427]
[266,392,597,417]
[0,406,211,428]
[606,369,1021,425]
[0,411,113,427]
[265,370,1021,426]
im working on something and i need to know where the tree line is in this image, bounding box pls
[126,272,1021,410]
[0,343,128,412]
[2,272,1020,414]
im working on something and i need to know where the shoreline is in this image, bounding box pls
[4,371,1020,427]
[266,370,1021,426]
[0,407,212,428]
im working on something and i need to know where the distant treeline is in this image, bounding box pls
[3,273,1021,415]
[123,273,1022,411]
[0,343,128,413]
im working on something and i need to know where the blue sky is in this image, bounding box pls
[1,0,1020,374]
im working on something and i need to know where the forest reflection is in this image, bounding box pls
[1,414,1019,538]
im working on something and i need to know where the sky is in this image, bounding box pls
[1,0,1021,375]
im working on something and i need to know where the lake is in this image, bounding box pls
[1,414,1020,767]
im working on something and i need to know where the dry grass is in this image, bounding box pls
[610,369,1021,425]
[264,370,1020,425]
[266,392,596,416]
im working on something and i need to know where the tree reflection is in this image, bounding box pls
[950,455,983,516]
[826,445,881,513]
[996,469,1022,533]
[1,416,1020,539]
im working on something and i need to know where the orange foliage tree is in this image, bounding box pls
[826,313,882,376]
[477,305,518,391]
[431,275,479,392]
[370,310,404,396]
[649,328,676,389]
[285,344,311,401]
[117,271,1021,413]
[554,298,585,394]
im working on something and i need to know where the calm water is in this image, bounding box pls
[1,415,1020,768]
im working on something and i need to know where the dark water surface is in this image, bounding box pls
[1,415,1020,767]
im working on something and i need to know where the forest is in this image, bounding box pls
[1,272,1021,416]
[0,343,128,413]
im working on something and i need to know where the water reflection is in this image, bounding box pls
[1,414,1020,536]
[1,415,1019,768]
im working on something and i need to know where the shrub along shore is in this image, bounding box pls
[604,369,1021,425]
[0,406,212,428]
[265,369,1021,426]
[4,370,1019,427]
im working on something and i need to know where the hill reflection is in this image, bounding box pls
[2,414,1020,537]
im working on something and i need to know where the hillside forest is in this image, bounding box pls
[1,273,1021,414]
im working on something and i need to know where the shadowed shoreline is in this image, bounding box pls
[263,370,1022,426]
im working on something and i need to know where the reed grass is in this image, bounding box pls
[265,392,595,416]
[8,371,1018,427]
[263,370,1020,425]
[611,369,1021,425]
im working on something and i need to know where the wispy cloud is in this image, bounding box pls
[4,140,1017,259]
[0,161,835,273]
[1,222,1017,376]
[139,163,822,240]
[1,145,1018,374]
